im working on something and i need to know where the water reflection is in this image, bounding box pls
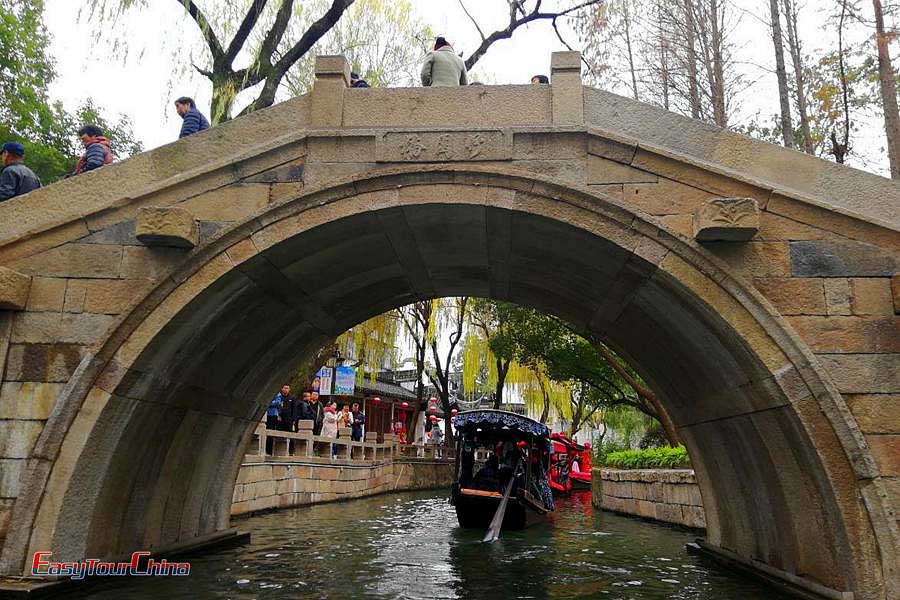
[75,490,793,599]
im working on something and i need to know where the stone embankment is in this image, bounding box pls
[592,468,706,529]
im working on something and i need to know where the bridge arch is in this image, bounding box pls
[1,166,892,598]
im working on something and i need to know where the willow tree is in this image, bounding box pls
[87,0,600,124]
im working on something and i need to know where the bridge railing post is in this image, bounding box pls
[311,54,350,128]
[550,51,584,126]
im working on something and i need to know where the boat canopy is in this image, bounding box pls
[454,409,550,438]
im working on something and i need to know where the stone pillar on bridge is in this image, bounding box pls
[311,55,350,128]
[550,51,583,126]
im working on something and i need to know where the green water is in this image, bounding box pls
[77,489,794,599]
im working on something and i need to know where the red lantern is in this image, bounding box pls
[450,408,458,416]
[428,404,437,413]
[372,397,381,404]
[399,401,409,409]
[429,415,439,422]
[429,396,437,404]
[450,416,456,424]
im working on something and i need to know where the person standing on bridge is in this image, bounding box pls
[350,402,365,442]
[0,142,41,202]
[420,37,467,87]
[265,387,287,454]
[72,125,113,176]
[174,97,210,139]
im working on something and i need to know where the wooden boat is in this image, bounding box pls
[451,410,555,530]
[549,433,592,493]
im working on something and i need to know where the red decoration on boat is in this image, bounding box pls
[372,396,382,404]
[450,408,458,416]
[428,405,437,413]
[548,432,592,495]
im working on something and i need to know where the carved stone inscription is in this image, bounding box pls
[693,197,760,242]
[378,131,511,162]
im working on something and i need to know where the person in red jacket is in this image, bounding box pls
[72,125,113,176]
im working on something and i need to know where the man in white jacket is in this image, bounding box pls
[421,37,468,87]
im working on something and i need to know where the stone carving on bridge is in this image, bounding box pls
[692,197,760,242]
[0,266,31,311]
[135,206,200,248]
[378,130,511,162]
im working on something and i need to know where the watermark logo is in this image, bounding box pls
[32,551,191,580]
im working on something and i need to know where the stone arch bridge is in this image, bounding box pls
[0,53,897,599]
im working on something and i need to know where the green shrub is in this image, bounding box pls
[603,445,691,469]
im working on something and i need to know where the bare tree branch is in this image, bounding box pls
[458,0,487,41]
[175,0,226,66]
[464,0,602,70]
[224,0,271,65]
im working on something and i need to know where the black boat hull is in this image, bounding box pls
[453,491,546,530]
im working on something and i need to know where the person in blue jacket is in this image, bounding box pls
[265,386,288,454]
[174,96,210,139]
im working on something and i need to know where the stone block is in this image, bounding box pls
[819,354,900,394]
[0,458,24,498]
[635,499,657,518]
[753,277,830,315]
[0,267,32,311]
[550,52,583,126]
[4,343,87,382]
[693,197,760,242]
[893,274,900,315]
[10,312,116,345]
[850,278,894,315]
[0,382,62,419]
[179,183,270,221]
[377,131,511,162]
[702,241,791,278]
[845,395,900,434]
[10,244,123,279]
[866,434,900,476]
[0,420,44,458]
[682,505,707,529]
[588,155,657,185]
[824,279,853,316]
[790,240,899,277]
[135,206,199,248]
[315,55,351,83]
[119,246,186,279]
[798,315,900,352]
[25,278,66,312]
[654,502,684,525]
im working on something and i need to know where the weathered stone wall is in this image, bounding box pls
[231,456,452,516]
[592,468,706,530]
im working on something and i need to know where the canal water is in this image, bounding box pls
[80,489,793,599]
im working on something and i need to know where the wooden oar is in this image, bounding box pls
[482,460,521,543]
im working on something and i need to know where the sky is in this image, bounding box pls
[42,0,892,172]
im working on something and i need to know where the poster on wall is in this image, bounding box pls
[314,367,333,396]
[333,366,356,396]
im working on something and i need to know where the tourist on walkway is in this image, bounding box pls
[0,142,41,202]
[350,72,370,88]
[338,404,353,430]
[531,74,550,84]
[277,385,297,432]
[174,96,210,139]
[295,390,313,430]
[309,391,324,435]
[265,389,284,454]
[72,125,113,176]
[350,402,365,442]
[420,37,467,87]
[322,403,339,438]
[431,421,444,458]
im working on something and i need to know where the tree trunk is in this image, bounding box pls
[709,0,727,127]
[782,0,814,154]
[873,0,900,179]
[623,1,639,100]
[769,0,794,147]
[683,0,702,119]
[493,358,510,410]
[537,376,551,424]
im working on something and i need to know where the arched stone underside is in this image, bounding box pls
[1,167,895,599]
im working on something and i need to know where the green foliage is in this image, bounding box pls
[604,445,691,469]
[0,0,143,184]
[593,439,629,466]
